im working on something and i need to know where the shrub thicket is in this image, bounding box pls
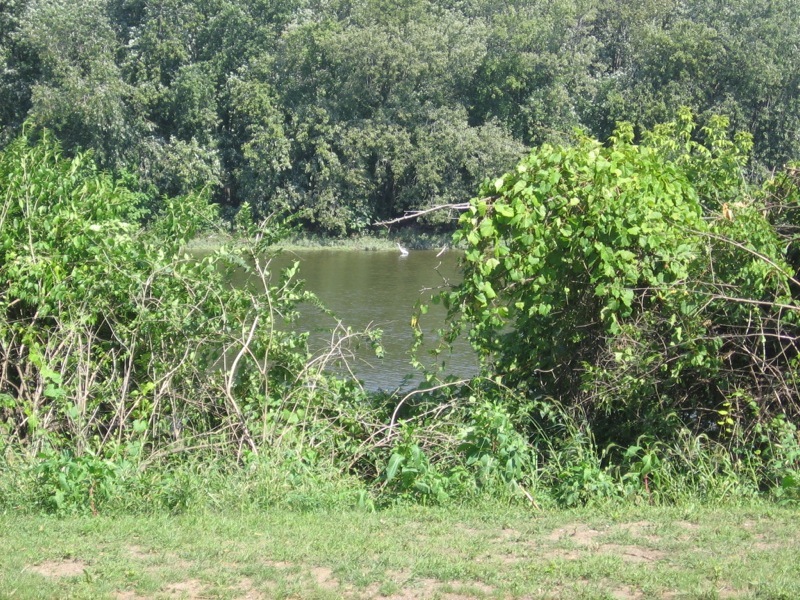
[444,109,800,500]
[2,118,799,515]
[0,130,542,513]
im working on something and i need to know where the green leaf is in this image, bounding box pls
[495,202,515,218]
[479,219,496,238]
[385,453,404,483]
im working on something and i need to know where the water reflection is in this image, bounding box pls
[250,248,478,390]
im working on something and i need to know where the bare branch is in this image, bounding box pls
[688,227,800,290]
[373,202,472,226]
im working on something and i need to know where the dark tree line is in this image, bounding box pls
[1,0,798,233]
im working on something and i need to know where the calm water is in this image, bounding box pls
[252,248,478,390]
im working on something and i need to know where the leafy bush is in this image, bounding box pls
[458,398,534,488]
[0,128,348,465]
[2,128,512,513]
[383,425,453,504]
[446,109,800,475]
[33,447,134,515]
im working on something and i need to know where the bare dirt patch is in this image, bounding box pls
[232,576,268,600]
[257,560,343,594]
[541,548,582,561]
[532,522,666,566]
[493,551,524,565]
[455,523,487,537]
[311,565,340,590]
[264,559,293,569]
[28,559,88,578]
[354,570,441,599]
[387,577,441,599]
[750,530,785,550]
[445,579,495,596]
[497,526,523,541]
[163,578,205,598]
[613,521,662,543]
[754,540,783,551]
[124,544,193,573]
[114,591,150,600]
[357,578,439,599]
[124,544,155,560]
[673,520,701,542]
[675,520,700,531]
[610,585,644,600]
[547,523,603,545]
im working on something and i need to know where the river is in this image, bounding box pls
[247,248,479,390]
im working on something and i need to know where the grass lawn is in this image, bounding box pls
[1,503,797,599]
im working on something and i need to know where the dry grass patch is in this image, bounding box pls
[612,520,662,543]
[124,544,156,560]
[27,559,88,578]
[540,548,582,561]
[263,559,293,569]
[443,579,495,596]
[311,565,340,590]
[381,577,441,599]
[163,578,206,597]
[674,520,700,531]
[596,543,665,563]
[122,544,194,574]
[546,523,603,545]
[353,573,497,600]
[231,576,267,600]
[114,591,151,600]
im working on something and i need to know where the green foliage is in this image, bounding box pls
[758,416,800,503]
[470,0,596,145]
[551,438,621,507]
[447,110,800,467]
[458,398,533,488]
[589,0,800,170]
[0,128,328,466]
[32,446,133,515]
[4,0,797,233]
[384,426,452,504]
[374,383,540,505]
[17,0,140,169]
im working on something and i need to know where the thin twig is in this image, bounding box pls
[374,202,471,226]
[389,379,470,434]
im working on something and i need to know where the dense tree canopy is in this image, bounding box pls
[1,0,799,233]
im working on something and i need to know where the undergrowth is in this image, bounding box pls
[2,393,797,516]
[1,122,799,518]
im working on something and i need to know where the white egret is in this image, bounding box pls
[396,243,409,256]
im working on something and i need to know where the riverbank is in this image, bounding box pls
[3,502,798,599]
[187,229,457,253]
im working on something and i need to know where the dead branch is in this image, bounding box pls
[373,202,472,226]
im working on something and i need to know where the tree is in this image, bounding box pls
[0,0,34,145]
[259,1,527,232]
[470,0,596,145]
[3,0,798,232]
[17,0,138,169]
[590,0,800,172]
[223,61,291,216]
